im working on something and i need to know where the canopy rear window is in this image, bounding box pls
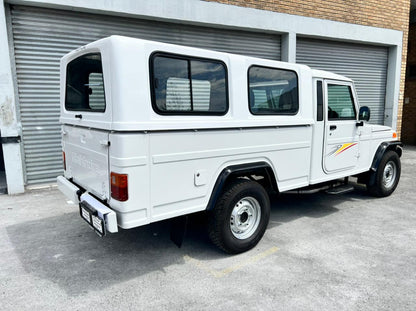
[65,53,106,112]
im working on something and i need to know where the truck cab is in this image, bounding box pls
[58,36,402,253]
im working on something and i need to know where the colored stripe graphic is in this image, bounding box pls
[335,143,357,156]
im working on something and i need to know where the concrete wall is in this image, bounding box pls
[0,2,24,194]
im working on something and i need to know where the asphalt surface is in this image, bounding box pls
[1,146,415,310]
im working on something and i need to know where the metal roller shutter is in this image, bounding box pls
[10,5,281,184]
[296,38,388,125]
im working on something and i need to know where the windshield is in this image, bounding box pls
[65,53,105,112]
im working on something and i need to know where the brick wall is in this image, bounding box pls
[209,0,411,138]
[402,23,416,144]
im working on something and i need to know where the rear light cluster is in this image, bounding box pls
[111,172,128,201]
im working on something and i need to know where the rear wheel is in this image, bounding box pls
[208,179,270,254]
[367,151,401,197]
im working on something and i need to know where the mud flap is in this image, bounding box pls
[170,215,188,248]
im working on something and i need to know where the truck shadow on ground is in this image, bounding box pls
[6,186,371,296]
[268,184,369,224]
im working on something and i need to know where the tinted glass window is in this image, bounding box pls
[154,57,190,111]
[317,81,323,121]
[151,54,228,114]
[327,84,356,120]
[248,66,298,115]
[65,53,105,112]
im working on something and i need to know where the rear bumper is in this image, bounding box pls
[57,175,81,204]
[57,176,118,233]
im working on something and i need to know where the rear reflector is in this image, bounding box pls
[63,151,66,170]
[393,132,397,139]
[111,172,128,201]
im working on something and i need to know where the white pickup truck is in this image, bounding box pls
[57,36,402,254]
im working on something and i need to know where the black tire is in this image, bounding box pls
[208,179,270,254]
[367,150,401,197]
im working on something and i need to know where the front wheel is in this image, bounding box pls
[208,179,270,254]
[367,150,401,197]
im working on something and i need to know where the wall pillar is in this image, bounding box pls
[281,32,296,63]
[385,45,402,131]
[0,2,25,194]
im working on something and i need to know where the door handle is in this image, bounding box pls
[330,125,337,130]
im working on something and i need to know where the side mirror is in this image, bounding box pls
[358,106,370,122]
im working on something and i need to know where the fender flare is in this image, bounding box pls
[206,161,278,211]
[368,141,402,185]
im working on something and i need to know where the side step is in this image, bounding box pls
[325,184,354,195]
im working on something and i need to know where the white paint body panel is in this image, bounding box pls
[62,125,109,200]
[58,36,398,229]
[323,80,360,173]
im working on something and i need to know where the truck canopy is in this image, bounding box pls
[60,36,353,132]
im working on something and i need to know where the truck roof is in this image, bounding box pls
[65,35,352,83]
[311,69,352,82]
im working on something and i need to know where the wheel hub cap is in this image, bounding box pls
[382,161,397,189]
[230,196,261,240]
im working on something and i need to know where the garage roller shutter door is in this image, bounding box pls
[10,5,281,184]
[296,38,388,125]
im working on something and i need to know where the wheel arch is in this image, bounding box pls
[206,161,278,211]
[368,141,402,186]
[371,141,403,172]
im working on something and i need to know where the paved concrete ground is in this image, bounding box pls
[1,147,415,311]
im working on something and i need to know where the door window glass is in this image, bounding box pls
[317,81,323,121]
[327,84,356,120]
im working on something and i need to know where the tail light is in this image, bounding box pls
[111,172,128,201]
[62,151,66,170]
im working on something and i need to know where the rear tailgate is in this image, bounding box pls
[63,124,109,200]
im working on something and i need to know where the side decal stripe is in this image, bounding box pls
[335,143,357,156]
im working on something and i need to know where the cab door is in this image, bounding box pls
[323,80,360,173]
